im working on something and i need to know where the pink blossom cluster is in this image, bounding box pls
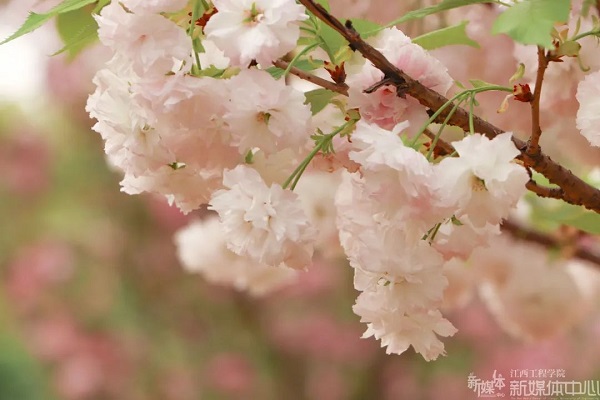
[336,121,528,360]
[84,0,600,361]
[87,1,317,276]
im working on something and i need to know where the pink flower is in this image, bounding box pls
[174,217,298,296]
[576,70,600,147]
[205,0,307,66]
[95,2,192,76]
[209,165,316,270]
[224,69,312,155]
[436,132,528,227]
[347,28,453,133]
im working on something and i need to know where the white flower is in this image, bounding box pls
[175,217,298,296]
[86,67,169,174]
[209,165,316,270]
[224,69,312,155]
[95,2,192,76]
[343,121,451,234]
[576,70,600,147]
[353,256,449,311]
[432,217,500,261]
[354,291,457,361]
[204,0,307,66]
[198,39,231,70]
[473,236,585,341]
[293,171,342,255]
[436,132,528,227]
[89,70,240,213]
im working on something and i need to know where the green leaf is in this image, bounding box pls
[469,79,496,88]
[349,18,382,39]
[491,0,571,48]
[413,21,479,50]
[318,23,346,63]
[54,7,98,59]
[530,199,600,235]
[1,0,97,45]
[266,59,322,79]
[92,0,111,14]
[380,0,491,32]
[304,88,336,115]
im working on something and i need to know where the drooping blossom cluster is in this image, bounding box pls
[336,121,528,359]
[83,0,600,361]
[87,1,317,278]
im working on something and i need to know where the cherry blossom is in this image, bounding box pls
[95,2,192,76]
[175,216,298,296]
[347,27,453,133]
[436,133,529,227]
[223,69,312,156]
[576,70,600,147]
[204,0,308,66]
[209,165,316,270]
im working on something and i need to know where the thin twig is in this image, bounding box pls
[527,46,548,155]
[525,180,564,200]
[272,59,348,95]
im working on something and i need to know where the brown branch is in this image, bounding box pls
[297,0,600,214]
[525,180,564,200]
[272,59,348,95]
[502,219,600,267]
[423,128,454,156]
[528,46,548,155]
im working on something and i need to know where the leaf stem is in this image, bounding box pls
[283,121,352,190]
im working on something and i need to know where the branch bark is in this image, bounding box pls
[527,46,548,155]
[502,220,600,266]
[273,59,349,95]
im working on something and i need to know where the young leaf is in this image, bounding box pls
[413,21,479,50]
[349,18,382,39]
[530,199,600,235]
[380,0,490,32]
[491,0,571,48]
[304,88,336,115]
[54,7,98,59]
[318,23,346,63]
[1,0,97,45]
[469,79,496,88]
[92,0,111,14]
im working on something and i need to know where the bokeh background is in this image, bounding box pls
[0,1,599,399]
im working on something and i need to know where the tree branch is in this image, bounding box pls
[527,46,548,155]
[273,59,348,95]
[297,0,600,214]
[525,180,564,200]
[502,219,600,267]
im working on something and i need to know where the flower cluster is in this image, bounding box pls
[82,0,597,361]
[336,121,527,359]
[87,0,317,277]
